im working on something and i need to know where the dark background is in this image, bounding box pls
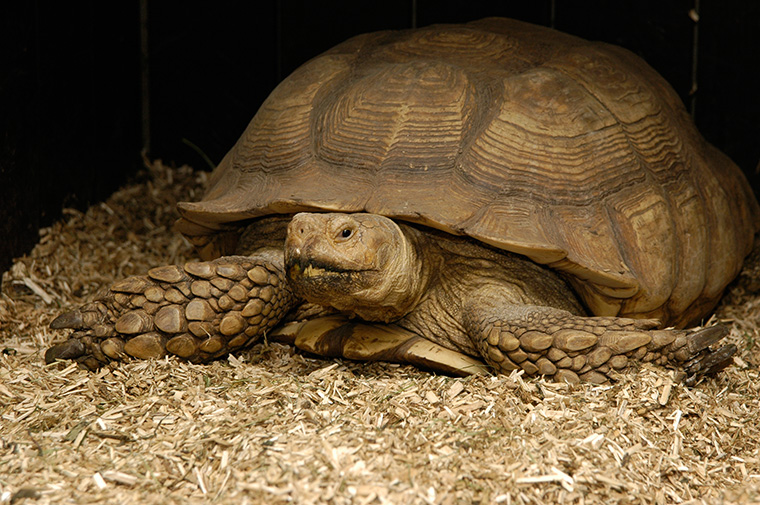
[2,1,759,274]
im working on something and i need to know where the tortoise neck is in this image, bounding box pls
[346,221,430,323]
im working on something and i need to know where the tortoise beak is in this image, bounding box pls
[284,213,320,280]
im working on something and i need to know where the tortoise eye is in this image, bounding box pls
[341,228,353,239]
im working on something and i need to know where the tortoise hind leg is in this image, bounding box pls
[46,249,298,369]
[464,303,735,384]
[271,315,489,376]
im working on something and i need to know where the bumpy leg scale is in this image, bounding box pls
[47,252,296,369]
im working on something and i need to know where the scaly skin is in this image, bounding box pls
[47,213,735,383]
[47,250,297,370]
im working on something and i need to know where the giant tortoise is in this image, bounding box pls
[46,18,759,384]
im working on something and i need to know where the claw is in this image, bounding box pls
[677,325,737,385]
[683,343,737,386]
[44,338,86,363]
[50,310,85,330]
[686,325,729,354]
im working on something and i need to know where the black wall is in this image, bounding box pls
[1,3,140,274]
[2,1,759,274]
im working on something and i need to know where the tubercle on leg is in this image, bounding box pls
[46,255,298,369]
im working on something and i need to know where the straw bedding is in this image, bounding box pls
[2,160,760,504]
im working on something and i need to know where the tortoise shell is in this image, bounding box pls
[176,18,759,328]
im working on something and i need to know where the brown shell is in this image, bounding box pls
[176,18,759,327]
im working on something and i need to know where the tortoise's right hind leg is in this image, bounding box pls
[47,249,298,369]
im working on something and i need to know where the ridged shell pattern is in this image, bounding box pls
[177,18,759,327]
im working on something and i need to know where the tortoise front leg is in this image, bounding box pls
[46,249,298,369]
[464,303,736,385]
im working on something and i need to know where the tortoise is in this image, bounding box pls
[46,18,759,384]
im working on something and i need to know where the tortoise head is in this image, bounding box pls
[284,212,424,322]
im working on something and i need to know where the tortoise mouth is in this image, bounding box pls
[286,258,376,305]
[286,259,370,282]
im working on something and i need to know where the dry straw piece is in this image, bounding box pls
[2,160,760,504]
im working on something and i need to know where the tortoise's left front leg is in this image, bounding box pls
[464,303,736,384]
[46,249,298,369]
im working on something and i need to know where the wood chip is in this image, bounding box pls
[659,377,673,405]
[92,472,107,490]
[22,276,55,304]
